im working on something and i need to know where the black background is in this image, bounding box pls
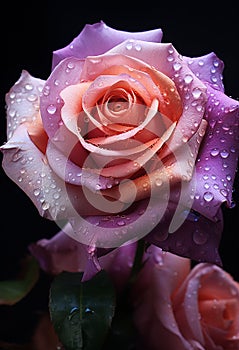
[0,0,239,344]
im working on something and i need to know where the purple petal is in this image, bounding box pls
[52,21,163,70]
[185,52,225,92]
[192,83,239,219]
[40,57,84,139]
[147,203,223,265]
[28,223,89,274]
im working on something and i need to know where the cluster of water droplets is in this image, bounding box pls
[9,144,71,221]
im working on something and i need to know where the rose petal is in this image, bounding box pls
[45,140,119,193]
[185,52,225,92]
[5,70,45,140]
[132,245,192,350]
[193,83,239,220]
[40,57,84,139]
[28,222,89,275]
[52,21,163,69]
[80,53,183,123]
[1,124,73,222]
[173,263,239,348]
[105,40,208,157]
[147,203,223,265]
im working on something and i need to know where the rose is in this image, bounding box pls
[132,245,239,350]
[1,21,239,263]
[28,234,239,350]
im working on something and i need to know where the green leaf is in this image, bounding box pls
[49,270,116,350]
[0,255,40,305]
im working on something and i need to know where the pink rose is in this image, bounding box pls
[1,21,239,263]
[132,246,239,350]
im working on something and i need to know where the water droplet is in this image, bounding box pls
[220,149,229,158]
[203,191,214,202]
[126,42,133,50]
[33,189,40,196]
[53,192,60,199]
[85,307,94,314]
[135,43,142,51]
[192,88,202,99]
[25,83,33,91]
[173,62,182,71]
[47,104,57,115]
[184,74,193,84]
[210,148,219,157]
[155,178,163,187]
[67,61,75,69]
[42,201,50,210]
[68,307,79,320]
[167,55,174,62]
[117,220,126,226]
[27,94,37,102]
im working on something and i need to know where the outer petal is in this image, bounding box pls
[28,222,89,274]
[52,21,163,69]
[1,124,73,222]
[132,245,192,350]
[192,84,239,220]
[4,70,45,140]
[146,199,223,265]
[184,52,225,92]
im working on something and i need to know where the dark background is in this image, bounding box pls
[0,0,239,344]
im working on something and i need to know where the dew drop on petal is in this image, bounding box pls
[135,43,142,51]
[173,62,182,71]
[220,149,229,159]
[192,88,202,99]
[33,189,40,196]
[203,191,214,202]
[126,42,133,50]
[47,104,57,115]
[210,148,219,157]
[42,201,50,210]
[184,74,193,84]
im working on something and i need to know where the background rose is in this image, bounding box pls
[29,236,239,350]
[1,22,239,264]
[132,246,239,350]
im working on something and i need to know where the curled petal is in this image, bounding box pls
[105,41,208,155]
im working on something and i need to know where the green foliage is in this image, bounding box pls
[49,270,116,350]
